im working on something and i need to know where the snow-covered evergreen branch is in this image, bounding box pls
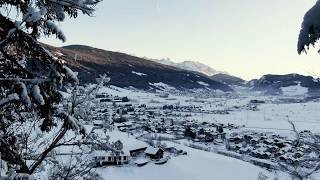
[298,0,320,54]
[0,93,19,106]
[0,0,102,176]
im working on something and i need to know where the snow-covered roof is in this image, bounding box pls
[93,150,130,157]
[114,121,134,127]
[123,121,134,126]
[93,150,107,157]
[93,120,104,123]
[134,157,149,165]
[107,130,149,155]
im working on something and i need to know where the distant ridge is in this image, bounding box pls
[210,73,246,86]
[248,74,320,96]
[45,44,233,92]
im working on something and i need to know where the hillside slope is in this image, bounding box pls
[210,73,246,86]
[249,74,320,96]
[47,45,232,91]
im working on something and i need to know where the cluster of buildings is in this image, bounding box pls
[226,131,313,165]
[91,92,317,170]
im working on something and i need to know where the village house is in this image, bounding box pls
[112,98,123,102]
[129,145,148,157]
[94,151,129,166]
[114,121,134,131]
[145,147,164,160]
[96,94,108,98]
[93,120,104,128]
[100,98,112,102]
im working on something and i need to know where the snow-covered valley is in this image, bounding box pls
[3,0,320,179]
[69,85,320,180]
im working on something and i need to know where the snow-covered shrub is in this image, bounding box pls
[277,121,320,180]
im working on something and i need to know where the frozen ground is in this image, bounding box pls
[192,101,320,134]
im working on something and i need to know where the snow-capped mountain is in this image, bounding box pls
[45,45,233,92]
[151,58,225,76]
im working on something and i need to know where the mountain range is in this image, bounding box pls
[46,45,232,92]
[45,44,320,96]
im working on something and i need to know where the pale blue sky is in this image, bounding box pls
[42,0,320,80]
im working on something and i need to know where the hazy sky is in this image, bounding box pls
[42,0,320,80]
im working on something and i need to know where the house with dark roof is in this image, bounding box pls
[145,147,164,160]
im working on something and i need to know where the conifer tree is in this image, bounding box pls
[0,0,101,175]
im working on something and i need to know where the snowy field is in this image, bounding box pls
[98,142,287,180]
[193,101,320,134]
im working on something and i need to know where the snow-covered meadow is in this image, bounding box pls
[98,140,287,180]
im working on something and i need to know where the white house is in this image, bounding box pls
[94,151,129,166]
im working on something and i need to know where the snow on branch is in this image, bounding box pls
[0,78,50,83]
[32,85,45,105]
[278,121,320,179]
[17,82,31,108]
[288,120,300,144]
[45,21,66,42]
[73,74,109,107]
[0,93,19,106]
[63,113,86,136]
[298,0,320,54]
[63,65,79,83]
[65,115,80,131]
[9,173,34,180]
[47,0,101,15]
[23,7,47,23]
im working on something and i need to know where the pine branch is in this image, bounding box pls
[0,93,19,106]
